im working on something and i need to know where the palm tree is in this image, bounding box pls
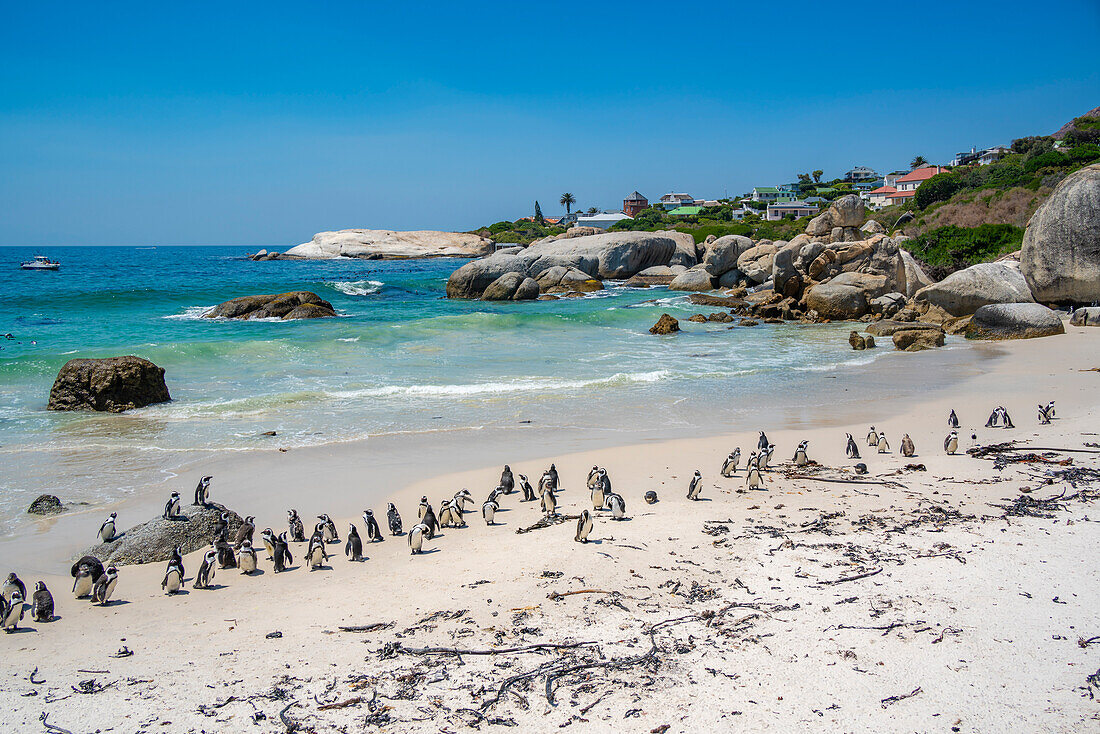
[910,155,929,169]
[812,170,823,183]
[559,193,576,214]
[586,207,598,216]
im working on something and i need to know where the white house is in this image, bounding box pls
[657,193,695,210]
[766,201,819,221]
[575,211,632,229]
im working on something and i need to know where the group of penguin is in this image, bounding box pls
[2,399,1056,631]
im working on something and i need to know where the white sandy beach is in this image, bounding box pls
[2,327,1098,733]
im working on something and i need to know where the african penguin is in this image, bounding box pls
[846,433,861,459]
[587,466,600,488]
[547,464,559,490]
[287,510,306,542]
[92,566,118,605]
[793,440,809,467]
[238,540,258,574]
[867,427,878,446]
[591,475,608,510]
[900,434,915,457]
[193,475,212,506]
[421,504,439,539]
[163,491,181,520]
[363,510,384,541]
[162,559,185,594]
[644,491,659,504]
[317,514,339,543]
[215,536,237,569]
[3,573,26,603]
[2,591,24,631]
[758,431,769,451]
[500,465,515,494]
[408,523,428,555]
[948,409,959,428]
[575,510,593,543]
[519,474,536,501]
[438,500,458,529]
[482,497,498,525]
[345,525,364,561]
[233,515,256,548]
[605,492,626,520]
[273,532,293,573]
[541,487,557,517]
[306,534,329,570]
[747,461,763,490]
[721,448,740,477]
[687,470,703,501]
[877,433,889,453]
[71,556,104,598]
[418,496,430,520]
[260,528,277,559]
[194,549,217,588]
[31,582,53,622]
[386,503,403,536]
[98,512,117,543]
[944,430,959,455]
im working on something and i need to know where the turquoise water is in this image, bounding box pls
[0,245,897,535]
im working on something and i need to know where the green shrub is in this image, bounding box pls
[1023,150,1069,173]
[1066,144,1100,163]
[905,224,1024,271]
[915,172,960,209]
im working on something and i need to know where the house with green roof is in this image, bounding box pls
[668,206,702,216]
[752,186,798,203]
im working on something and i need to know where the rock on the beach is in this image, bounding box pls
[83,502,243,566]
[28,494,64,515]
[806,212,833,237]
[649,314,680,335]
[913,262,1034,316]
[849,331,868,350]
[736,242,778,284]
[668,265,717,292]
[689,293,747,308]
[482,272,540,301]
[804,272,888,320]
[659,229,702,268]
[534,265,603,294]
[205,291,338,320]
[703,235,754,277]
[866,320,944,337]
[283,229,493,259]
[871,292,907,318]
[899,250,934,297]
[1071,306,1100,326]
[964,303,1066,340]
[893,328,946,351]
[47,356,171,413]
[771,241,804,298]
[828,195,866,228]
[1019,163,1100,304]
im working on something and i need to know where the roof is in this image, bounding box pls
[659,192,693,201]
[886,190,916,199]
[577,211,631,221]
[768,201,817,209]
[869,185,897,195]
[625,191,647,201]
[753,186,780,193]
[668,206,702,216]
[896,166,946,183]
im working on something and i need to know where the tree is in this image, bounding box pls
[559,192,576,214]
[812,170,823,183]
[914,171,959,209]
[797,173,811,184]
[534,201,544,225]
[910,155,929,169]
[586,206,598,215]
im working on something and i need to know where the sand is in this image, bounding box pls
[2,328,1099,733]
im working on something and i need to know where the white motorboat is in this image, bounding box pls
[20,255,60,271]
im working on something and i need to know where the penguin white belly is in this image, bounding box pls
[100,524,115,542]
[240,554,257,573]
[98,579,117,604]
[73,575,93,598]
[164,570,182,593]
[3,604,21,630]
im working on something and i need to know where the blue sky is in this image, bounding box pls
[1,1,1098,245]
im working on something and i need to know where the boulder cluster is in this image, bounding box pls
[204,291,337,320]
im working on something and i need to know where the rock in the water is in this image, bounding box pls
[703,235,754,276]
[1019,163,1100,303]
[668,265,717,292]
[866,320,944,337]
[687,314,707,323]
[649,314,680,335]
[849,331,868,350]
[536,266,603,293]
[482,272,539,301]
[47,356,171,413]
[913,262,1033,316]
[1070,306,1100,326]
[707,312,734,323]
[804,272,888,320]
[828,195,866,228]
[865,334,876,348]
[736,242,779,284]
[689,293,747,308]
[28,494,64,515]
[205,291,337,320]
[893,328,946,351]
[283,229,493,259]
[82,502,243,566]
[965,303,1066,340]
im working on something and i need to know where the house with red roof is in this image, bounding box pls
[864,165,947,208]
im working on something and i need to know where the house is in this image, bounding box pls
[883,170,909,188]
[623,191,648,217]
[866,185,897,209]
[668,206,703,216]
[951,146,1011,166]
[850,179,883,192]
[575,211,632,229]
[696,200,721,207]
[543,217,563,225]
[894,166,947,194]
[766,201,819,221]
[844,166,879,182]
[752,187,798,203]
[657,193,695,210]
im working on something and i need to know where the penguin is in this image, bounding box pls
[71,556,104,598]
[747,461,763,490]
[260,528,277,559]
[721,448,741,477]
[1001,407,1015,429]
[306,534,329,570]
[757,431,769,451]
[345,525,364,561]
[985,408,1001,428]
[193,475,212,506]
[687,470,703,501]
[482,497,498,525]
[944,430,959,455]
[163,491,181,520]
[575,509,593,542]
[408,523,429,554]
[31,582,53,622]
[386,503,403,536]
[877,433,889,453]
[216,536,237,569]
[518,474,536,502]
[438,500,458,529]
[854,462,868,475]
[547,464,559,491]
[287,510,306,543]
[92,566,118,606]
[591,475,608,510]
[238,540,258,574]
[421,504,439,539]
[793,440,809,467]
[363,510,384,541]
[846,433,861,459]
[605,492,626,520]
[866,427,878,446]
[500,465,515,494]
[98,512,117,543]
[317,514,339,543]
[418,496,430,520]
[194,550,217,588]
[162,559,185,594]
[3,573,26,603]
[759,445,775,471]
[2,591,24,631]
[453,489,475,516]
[272,532,293,573]
[900,434,915,457]
[541,486,557,517]
[233,515,256,549]
[587,466,600,488]
[538,472,554,497]
[213,512,229,540]
[168,545,185,574]
[644,490,659,504]
[1038,403,1052,424]
[948,409,959,429]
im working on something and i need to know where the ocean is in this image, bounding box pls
[0,245,970,540]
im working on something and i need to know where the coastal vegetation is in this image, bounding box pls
[904,224,1025,279]
[608,206,809,243]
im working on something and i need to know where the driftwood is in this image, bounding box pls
[338,622,393,633]
[880,686,922,708]
[515,514,580,534]
[279,701,299,732]
[787,474,905,488]
[820,567,883,585]
[547,589,612,601]
[395,641,599,657]
[39,712,75,734]
[317,696,363,710]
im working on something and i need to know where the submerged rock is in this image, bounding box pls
[649,314,680,335]
[965,303,1066,340]
[893,328,946,352]
[28,494,64,516]
[47,356,171,413]
[205,291,337,320]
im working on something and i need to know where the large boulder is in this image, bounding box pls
[283,229,493,259]
[893,328,946,351]
[806,212,833,237]
[828,195,866,228]
[535,266,603,293]
[28,494,64,516]
[482,272,540,301]
[860,219,886,235]
[965,303,1066,340]
[913,262,1034,316]
[447,232,679,298]
[47,357,171,413]
[657,230,701,267]
[871,292,907,318]
[804,272,888,320]
[737,242,779,284]
[205,291,337,320]
[649,314,680,335]
[1071,307,1100,326]
[703,235,754,276]
[771,241,804,298]
[899,250,933,297]
[1019,163,1100,304]
[82,502,243,566]
[668,265,718,292]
